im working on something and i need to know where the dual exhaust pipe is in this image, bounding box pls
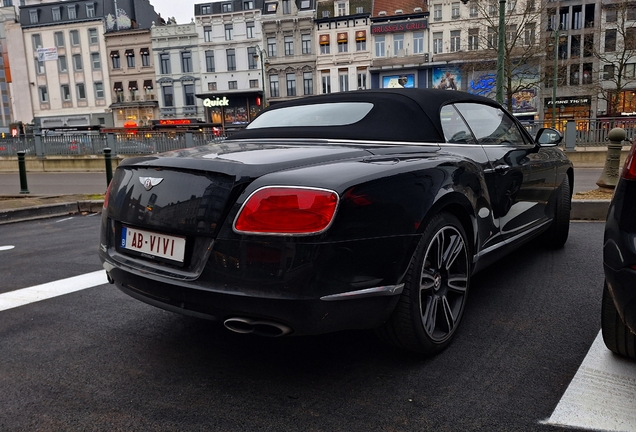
[224,317,293,337]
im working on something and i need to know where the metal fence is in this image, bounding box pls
[1,117,635,157]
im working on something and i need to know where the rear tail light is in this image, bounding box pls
[103,182,112,209]
[234,187,339,235]
[622,142,636,180]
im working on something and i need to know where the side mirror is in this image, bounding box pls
[535,127,563,146]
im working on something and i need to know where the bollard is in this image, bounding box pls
[17,151,30,194]
[104,147,113,186]
[596,127,627,190]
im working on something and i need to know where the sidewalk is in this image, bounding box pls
[0,169,611,225]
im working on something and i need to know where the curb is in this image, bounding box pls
[0,199,610,224]
[0,200,104,225]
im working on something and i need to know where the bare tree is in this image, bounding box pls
[454,0,549,112]
[591,0,636,117]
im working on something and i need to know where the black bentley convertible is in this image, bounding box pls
[99,89,573,355]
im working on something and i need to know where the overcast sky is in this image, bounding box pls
[151,0,198,25]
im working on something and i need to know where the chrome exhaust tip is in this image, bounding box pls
[224,317,293,337]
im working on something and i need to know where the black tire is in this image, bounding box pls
[544,176,571,249]
[376,212,470,355]
[601,281,636,360]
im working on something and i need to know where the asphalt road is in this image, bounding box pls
[0,168,604,196]
[2,215,634,431]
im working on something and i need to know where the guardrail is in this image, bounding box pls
[519,117,636,147]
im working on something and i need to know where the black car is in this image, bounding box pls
[602,140,636,360]
[99,89,573,355]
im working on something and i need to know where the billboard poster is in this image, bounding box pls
[382,74,415,88]
[36,47,58,61]
[432,67,461,91]
[468,73,496,97]
[508,89,538,115]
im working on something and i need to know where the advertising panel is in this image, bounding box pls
[382,74,415,88]
[432,67,461,91]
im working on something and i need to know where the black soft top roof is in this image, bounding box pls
[228,88,502,143]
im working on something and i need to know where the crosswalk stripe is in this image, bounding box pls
[0,270,108,312]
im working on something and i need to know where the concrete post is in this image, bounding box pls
[34,133,44,159]
[185,132,194,148]
[107,133,117,156]
[596,127,627,189]
[17,151,29,194]
[564,120,576,152]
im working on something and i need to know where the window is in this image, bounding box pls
[70,30,80,45]
[160,53,170,74]
[266,2,277,13]
[451,2,460,18]
[86,3,95,17]
[604,64,615,80]
[246,22,255,39]
[356,6,363,13]
[570,35,581,57]
[73,54,82,71]
[205,50,215,72]
[208,82,217,91]
[303,72,313,95]
[35,58,45,75]
[339,70,349,92]
[52,7,61,21]
[201,4,211,14]
[357,70,367,89]
[604,29,616,52]
[58,55,67,72]
[88,28,98,44]
[286,73,296,96]
[226,49,236,71]
[468,29,479,50]
[95,82,104,98]
[285,36,294,56]
[244,1,254,9]
[469,3,478,17]
[337,2,346,16]
[141,48,150,66]
[450,30,461,52]
[338,39,348,53]
[321,71,331,93]
[413,32,424,54]
[393,33,404,55]
[302,34,311,54]
[222,2,232,12]
[39,86,48,102]
[204,26,212,42]
[267,37,277,57]
[570,65,580,85]
[127,50,136,68]
[606,9,617,23]
[375,35,385,57]
[111,51,121,69]
[487,27,497,49]
[626,28,636,50]
[433,32,443,54]
[455,103,526,146]
[320,37,330,54]
[91,52,101,70]
[61,84,71,101]
[225,24,233,41]
[67,5,77,19]
[269,75,279,97]
[76,83,86,100]
[230,80,239,89]
[53,32,64,48]
[184,84,195,105]
[162,85,174,107]
[524,23,535,45]
[582,63,593,84]
[282,0,291,14]
[247,47,257,69]
[584,34,594,57]
[181,51,192,73]
[433,4,442,20]
[249,79,259,88]
[32,34,42,50]
[29,9,38,24]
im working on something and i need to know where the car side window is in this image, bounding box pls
[454,103,529,146]
[440,105,476,144]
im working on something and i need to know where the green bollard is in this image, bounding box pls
[104,147,113,186]
[17,151,29,194]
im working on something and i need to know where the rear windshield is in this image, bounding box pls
[247,102,373,129]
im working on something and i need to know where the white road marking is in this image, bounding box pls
[0,245,15,251]
[0,270,108,312]
[542,331,636,431]
[55,217,74,223]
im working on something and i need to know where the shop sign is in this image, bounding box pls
[371,19,428,34]
[158,119,193,125]
[204,97,230,107]
[546,96,591,107]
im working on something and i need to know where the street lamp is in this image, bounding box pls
[461,0,506,104]
[252,45,267,109]
[551,26,563,128]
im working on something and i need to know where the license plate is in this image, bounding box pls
[121,226,186,263]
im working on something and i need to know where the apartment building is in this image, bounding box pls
[193,0,264,132]
[1,4,25,135]
[261,0,317,103]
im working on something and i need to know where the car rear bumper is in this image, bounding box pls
[604,264,636,333]
[105,265,402,335]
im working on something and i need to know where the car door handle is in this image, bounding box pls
[494,165,511,173]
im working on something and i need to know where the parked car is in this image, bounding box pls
[602,140,636,360]
[99,89,573,355]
